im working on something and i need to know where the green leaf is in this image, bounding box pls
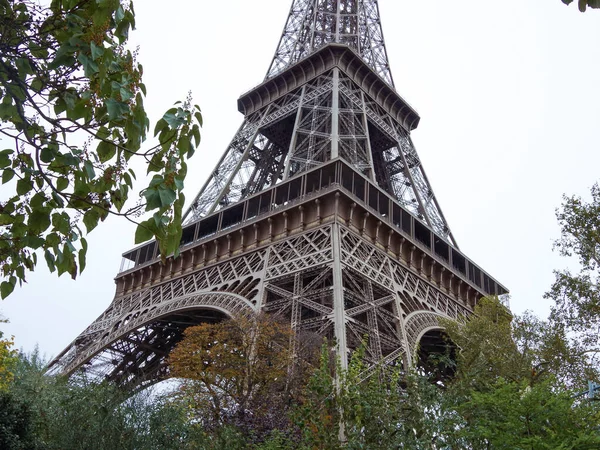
[0,149,12,168]
[16,178,33,195]
[192,124,201,147]
[120,87,133,102]
[153,118,168,137]
[143,189,162,210]
[106,98,129,120]
[57,177,69,191]
[79,237,88,273]
[52,212,70,235]
[115,5,125,22]
[40,147,55,163]
[158,187,177,208]
[78,53,99,76]
[23,235,45,249]
[44,250,56,273]
[135,219,156,244]
[83,209,100,233]
[2,169,15,184]
[174,177,184,191]
[30,193,46,209]
[0,281,15,299]
[16,57,34,76]
[28,209,51,234]
[97,140,116,163]
[90,41,104,60]
[177,136,190,157]
[0,214,13,226]
[51,191,65,208]
[163,108,185,129]
[84,160,96,180]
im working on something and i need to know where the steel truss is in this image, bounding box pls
[186,67,455,244]
[266,0,394,85]
[50,224,470,388]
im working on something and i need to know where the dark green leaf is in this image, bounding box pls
[57,177,69,191]
[84,160,96,180]
[28,209,51,234]
[2,169,15,184]
[30,193,46,209]
[40,147,55,163]
[79,237,88,273]
[0,281,15,299]
[97,140,116,163]
[52,212,70,235]
[83,209,100,233]
[16,178,33,195]
[0,149,13,168]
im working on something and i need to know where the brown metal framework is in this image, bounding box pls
[49,0,507,389]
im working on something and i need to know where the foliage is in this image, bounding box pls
[169,313,318,440]
[0,318,16,391]
[449,377,600,449]
[3,312,600,449]
[3,350,216,450]
[438,297,600,449]
[0,0,202,298]
[442,296,597,390]
[562,0,600,12]
[547,184,600,374]
[0,390,35,450]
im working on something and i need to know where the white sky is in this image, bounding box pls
[2,0,600,359]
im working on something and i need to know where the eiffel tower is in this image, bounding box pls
[49,0,507,388]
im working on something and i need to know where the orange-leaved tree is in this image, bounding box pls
[169,313,318,435]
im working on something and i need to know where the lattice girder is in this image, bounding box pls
[267,0,393,85]
[50,220,475,386]
[185,62,455,244]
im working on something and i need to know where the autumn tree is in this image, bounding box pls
[0,317,15,391]
[0,0,202,298]
[169,313,318,439]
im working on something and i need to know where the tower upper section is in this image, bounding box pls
[266,0,393,86]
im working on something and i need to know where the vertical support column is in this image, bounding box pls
[331,223,348,370]
[331,68,340,160]
[360,91,376,181]
[254,246,271,311]
[283,86,307,180]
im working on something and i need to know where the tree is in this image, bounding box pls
[0,390,36,450]
[562,0,600,12]
[437,297,600,449]
[442,296,597,391]
[3,349,220,450]
[169,314,318,440]
[0,318,16,391]
[0,0,202,298]
[546,184,600,375]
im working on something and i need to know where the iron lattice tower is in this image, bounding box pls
[49,0,507,388]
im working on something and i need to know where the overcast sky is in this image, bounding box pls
[2,0,600,359]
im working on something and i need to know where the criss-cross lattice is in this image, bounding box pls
[266,0,393,85]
